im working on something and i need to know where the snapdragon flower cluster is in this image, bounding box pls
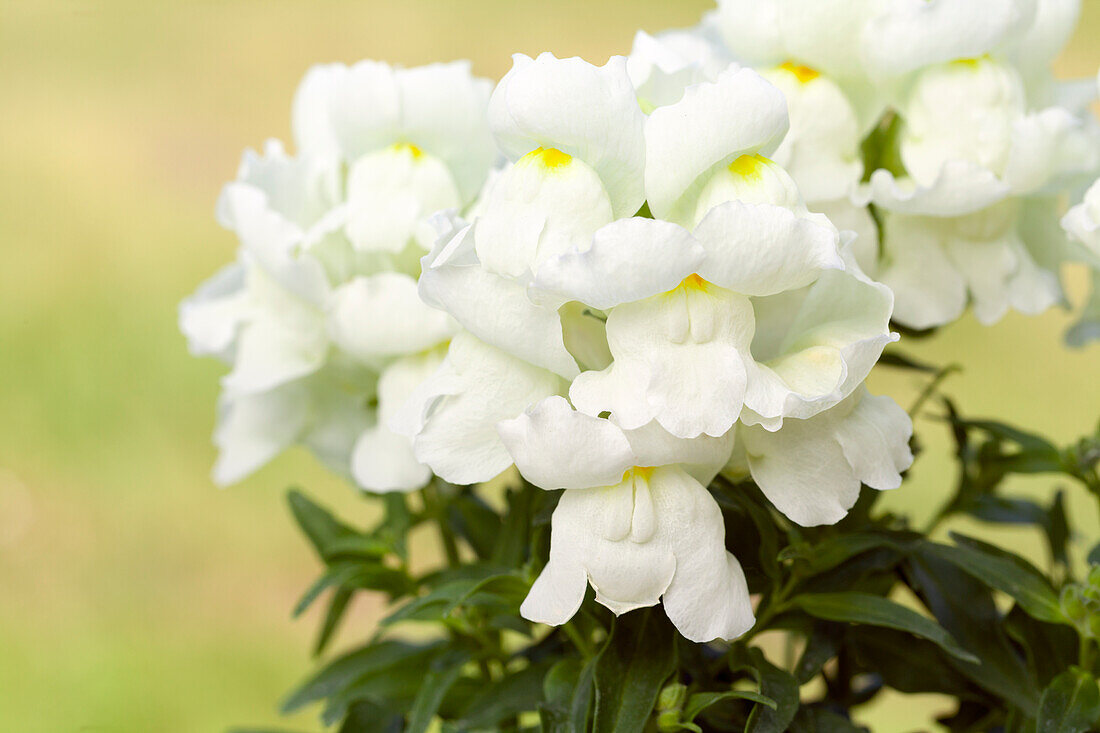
[705,0,1100,332]
[182,0,1099,643]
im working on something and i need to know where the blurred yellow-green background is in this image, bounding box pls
[1,1,1098,731]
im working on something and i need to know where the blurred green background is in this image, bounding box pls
[1,1,1098,731]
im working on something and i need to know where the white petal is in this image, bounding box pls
[530,218,706,309]
[393,62,497,203]
[655,467,755,642]
[743,388,912,527]
[327,273,455,364]
[622,422,735,486]
[832,389,914,491]
[865,162,1010,217]
[326,60,402,161]
[645,67,789,221]
[212,383,310,485]
[693,202,843,296]
[489,53,646,218]
[222,314,328,396]
[351,352,443,493]
[396,333,566,485]
[761,66,864,203]
[418,223,579,378]
[1003,107,1100,195]
[344,145,462,253]
[1062,179,1100,257]
[570,282,754,438]
[864,0,1036,78]
[497,396,635,490]
[179,263,249,361]
[744,244,896,423]
[473,153,614,279]
[291,63,346,159]
[898,59,1025,185]
[1066,270,1100,347]
[876,214,969,330]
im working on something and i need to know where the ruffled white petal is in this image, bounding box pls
[530,217,706,310]
[392,332,565,485]
[179,263,249,361]
[351,352,442,493]
[693,201,844,297]
[498,396,636,491]
[863,0,1037,78]
[344,144,462,253]
[741,388,913,527]
[645,67,790,222]
[570,282,755,438]
[418,222,579,378]
[473,151,614,280]
[327,273,455,365]
[489,53,646,218]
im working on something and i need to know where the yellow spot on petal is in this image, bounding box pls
[728,153,770,181]
[681,273,709,291]
[952,56,986,69]
[779,61,820,84]
[522,146,573,170]
[623,466,655,483]
[390,141,424,159]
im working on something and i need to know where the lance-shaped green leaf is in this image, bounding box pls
[287,489,359,559]
[406,649,472,733]
[732,647,799,733]
[453,659,554,729]
[923,535,1063,624]
[790,592,979,663]
[593,608,677,733]
[1037,668,1100,733]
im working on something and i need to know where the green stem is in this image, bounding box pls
[423,481,460,567]
[562,621,594,659]
[1080,637,1097,672]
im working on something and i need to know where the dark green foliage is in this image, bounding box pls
[272,384,1100,732]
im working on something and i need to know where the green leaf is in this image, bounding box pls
[847,626,978,696]
[779,532,915,575]
[293,561,409,618]
[789,706,869,732]
[1046,491,1070,567]
[382,569,526,626]
[493,485,538,567]
[1005,605,1079,688]
[453,660,553,729]
[794,623,842,684]
[905,550,1038,712]
[734,647,800,733]
[314,586,353,655]
[593,608,677,733]
[924,535,1063,623]
[1037,668,1100,733]
[406,649,472,733]
[287,489,358,559]
[281,640,444,714]
[790,592,979,663]
[452,492,501,560]
[322,644,445,725]
[684,690,777,722]
[337,700,402,733]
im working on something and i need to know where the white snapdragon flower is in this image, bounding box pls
[498,396,753,643]
[181,61,496,492]
[865,54,1100,329]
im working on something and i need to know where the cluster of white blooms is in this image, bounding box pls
[704,0,1100,332]
[182,0,1098,642]
[180,61,496,491]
